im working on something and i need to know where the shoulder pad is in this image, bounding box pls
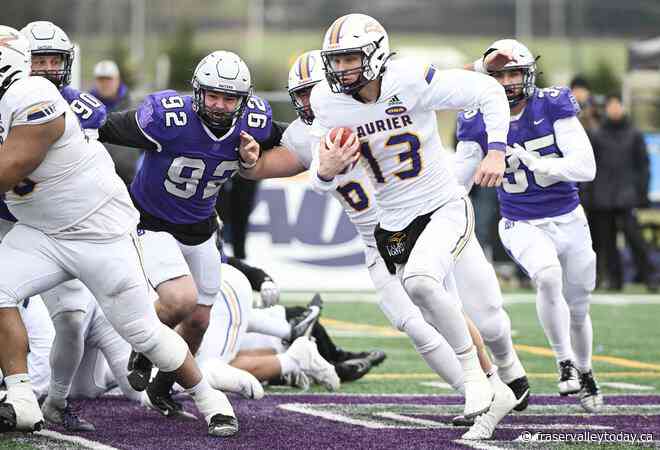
[136,90,191,144]
[456,109,486,143]
[61,87,107,130]
[535,86,580,122]
[240,95,273,142]
[7,77,67,126]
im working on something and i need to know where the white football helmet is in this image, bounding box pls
[21,21,74,88]
[191,50,252,129]
[321,14,391,95]
[484,39,537,107]
[0,26,31,99]
[287,50,325,124]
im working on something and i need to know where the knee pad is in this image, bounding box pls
[475,307,510,344]
[141,324,188,372]
[51,310,86,336]
[401,316,444,355]
[533,266,563,298]
[403,276,438,307]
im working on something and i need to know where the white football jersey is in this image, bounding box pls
[1,77,137,240]
[310,58,509,231]
[284,117,380,247]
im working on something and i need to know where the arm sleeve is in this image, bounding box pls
[419,68,510,147]
[453,141,485,193]
[226,257,271,291]
[533,116,595,182]
[98,109,158,151]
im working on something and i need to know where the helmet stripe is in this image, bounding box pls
[301,53,311,80]
[329,16,348,47]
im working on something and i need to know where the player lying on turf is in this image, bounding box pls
[239,46,526,439]
[457,39,602,413]
[224,256,387,384]
[97,50,285,418]
[0,26,237,437]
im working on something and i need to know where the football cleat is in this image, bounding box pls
[558,360,581,396]
[288,294,323,342]
[461,380,517,440]
[451,414,474,427]
[208,413,239,437]
[127,351,153,392]
[281,371,311,391]
[335,357,373,382]
[42,400,95,432]
[143,387,196,420]
[579,370,604,413]
[507,376,530,411]
[0,391,44,432]
[287,337,340,391]
[0,398,18,433]
[462,373,493,419]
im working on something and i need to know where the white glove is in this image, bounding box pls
[508,143,546,173]
[259,280,280,307]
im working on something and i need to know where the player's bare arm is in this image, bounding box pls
[0,116,64,192]
[464,49,517,73]
[240,145,306,180]
[474,148,506,187]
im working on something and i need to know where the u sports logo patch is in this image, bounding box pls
[26,102,57,121]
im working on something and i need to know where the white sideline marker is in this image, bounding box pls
[36,429,119,450]
[601,382,654,391]
[420,381,454,390]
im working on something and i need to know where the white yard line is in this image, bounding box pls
[36,430,119,450]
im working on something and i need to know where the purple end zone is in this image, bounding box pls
[54,394,660,450]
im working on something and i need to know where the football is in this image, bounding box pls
[326,127,355,148]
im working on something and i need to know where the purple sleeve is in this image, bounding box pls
[61,86,107,130]
[239,95,273,142]
[136,90,187,146]
[545,86,580,122]
[456,110,489,157]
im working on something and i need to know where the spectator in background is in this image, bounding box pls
[582,94,657,291]
[570,76,600,131]
[91,60,130,111]
[90,60,141,185]
[216,176,260,260]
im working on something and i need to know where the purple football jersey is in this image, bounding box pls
[60,86,107,130]
[130,90,272,224]
[457,86,581,220]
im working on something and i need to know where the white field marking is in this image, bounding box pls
[36,430,119,450]
[278,403,388,429]
[376,412,444,426]
[601,382,654,391]
[279,403,615,430]
[282,292,660,305]
[420,381,455,390]
[266,391,660,398]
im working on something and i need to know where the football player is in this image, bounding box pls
[296,14,512,433]
[239,49,523,439]
[456,39,602,413]
[0,26,237,437]
[8,20,110,431]
[97,50,285,417]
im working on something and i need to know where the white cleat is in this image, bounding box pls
[579,370,604,413]
[462,377,517,440]
[282,371,311,391]
[287,337,340,391]
[238,375,265,400]
[463,372,493,419]
[558,360,581,396]
[2,390,44,432]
